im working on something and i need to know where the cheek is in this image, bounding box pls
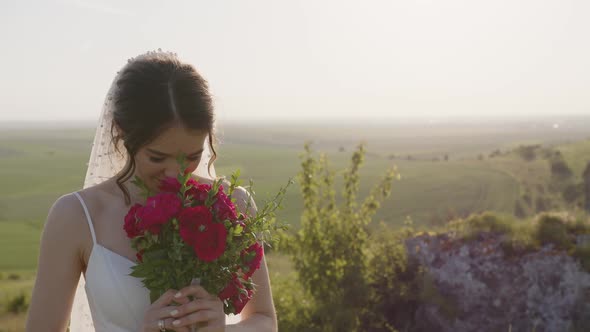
[184,160,200,174]
[135,156,161,177]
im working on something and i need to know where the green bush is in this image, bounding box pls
[450,211,515,242]
[272,274,320,332]
[6,293,28,314]
[281,143,398,332]
[536,214,573,250]
[362,223,422,332]
[7,273,21,280]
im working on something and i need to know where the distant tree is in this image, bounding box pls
[550,159,573,179]
[562,183,583,204]
[444,154,449,161]
[489,149,501,158]
[521,192,533,207]
[339,146,345,152]
[584,161,590,212]
[514,200,527,218]
[539,147,555,159]
[477,154,484,161]
[516,144,540,162]
[535,196,549,213]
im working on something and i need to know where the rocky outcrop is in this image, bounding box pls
[405,232,590,332]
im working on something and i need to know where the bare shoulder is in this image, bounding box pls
[44,183,111,256]
[45,192,87,239]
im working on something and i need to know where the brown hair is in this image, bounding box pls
[109,53,217,205]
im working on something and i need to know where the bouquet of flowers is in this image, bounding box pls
[123,155,291,317]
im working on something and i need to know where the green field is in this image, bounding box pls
[1,119,590,330]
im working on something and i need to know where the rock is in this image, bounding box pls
[405,232,590,332]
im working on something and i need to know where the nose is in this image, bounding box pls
[164,163,181,178]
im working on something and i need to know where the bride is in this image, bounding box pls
[25,50,277,332]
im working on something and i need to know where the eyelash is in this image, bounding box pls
[149,156,201,163]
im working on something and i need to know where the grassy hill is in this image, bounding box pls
[1,121,590,330]
[2,125,590,273]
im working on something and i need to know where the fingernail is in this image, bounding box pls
[174,292,182,298]
[170,309,179,316]
[173,320,180,326]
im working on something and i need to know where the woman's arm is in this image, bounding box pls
[226,186,278,332]
[26,193,87,332]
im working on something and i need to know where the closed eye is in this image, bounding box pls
[149,155,201,163]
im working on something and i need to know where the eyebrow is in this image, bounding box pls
[146,148,204,157]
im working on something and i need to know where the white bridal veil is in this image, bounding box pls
[69,50,240,331]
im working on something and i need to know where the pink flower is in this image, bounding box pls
[178,206,227,262]
[136,249,145,263]
[241,242,264,278]
[136,192,182,235]
[185,179,211,203]
[124,203,143,238]
[158,177,182,193]
[232,288,254,314]
[218,274,242,300]
[213,187,238,221]
[217,275,253,314]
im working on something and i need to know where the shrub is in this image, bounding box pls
[550,159,573,179]
[462,212,514,240]
[282,143,398,332]
[516,145,539,161]
[6,293,28,314]
[536,214,573,250]
[361,223,421,332]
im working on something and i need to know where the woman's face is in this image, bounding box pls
[133,125,208,192]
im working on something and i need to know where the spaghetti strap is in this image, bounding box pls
[73,191,97,245]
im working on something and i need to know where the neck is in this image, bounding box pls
[110,171,150,205]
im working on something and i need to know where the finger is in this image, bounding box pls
[198,324,226,332]
[174,284,215,301]
[155,317,189,332]
[152,289,180,307]
[172,295,191,305]
[169,298,216,318]
[156,304,183,320]
[172,310,217,328]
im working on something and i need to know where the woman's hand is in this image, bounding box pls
[140,289,194,332]
[168,284,226,332]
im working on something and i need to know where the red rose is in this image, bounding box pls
[158,176,181,193]
[232,288,254,314]
[217,275,253,314]
[178,206,213,244]
[136,249,145,263]
[193,221,227,262]
[218,274,241,300]
[178,206,227,262]
[241,242,264,278]
[185,179,211,203]
[213,187,237,221]
[124,203,143,238]
[137,192,182,235]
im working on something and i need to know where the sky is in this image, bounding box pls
[0,0,589,123]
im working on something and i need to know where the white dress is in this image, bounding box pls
[72,191,240,331]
